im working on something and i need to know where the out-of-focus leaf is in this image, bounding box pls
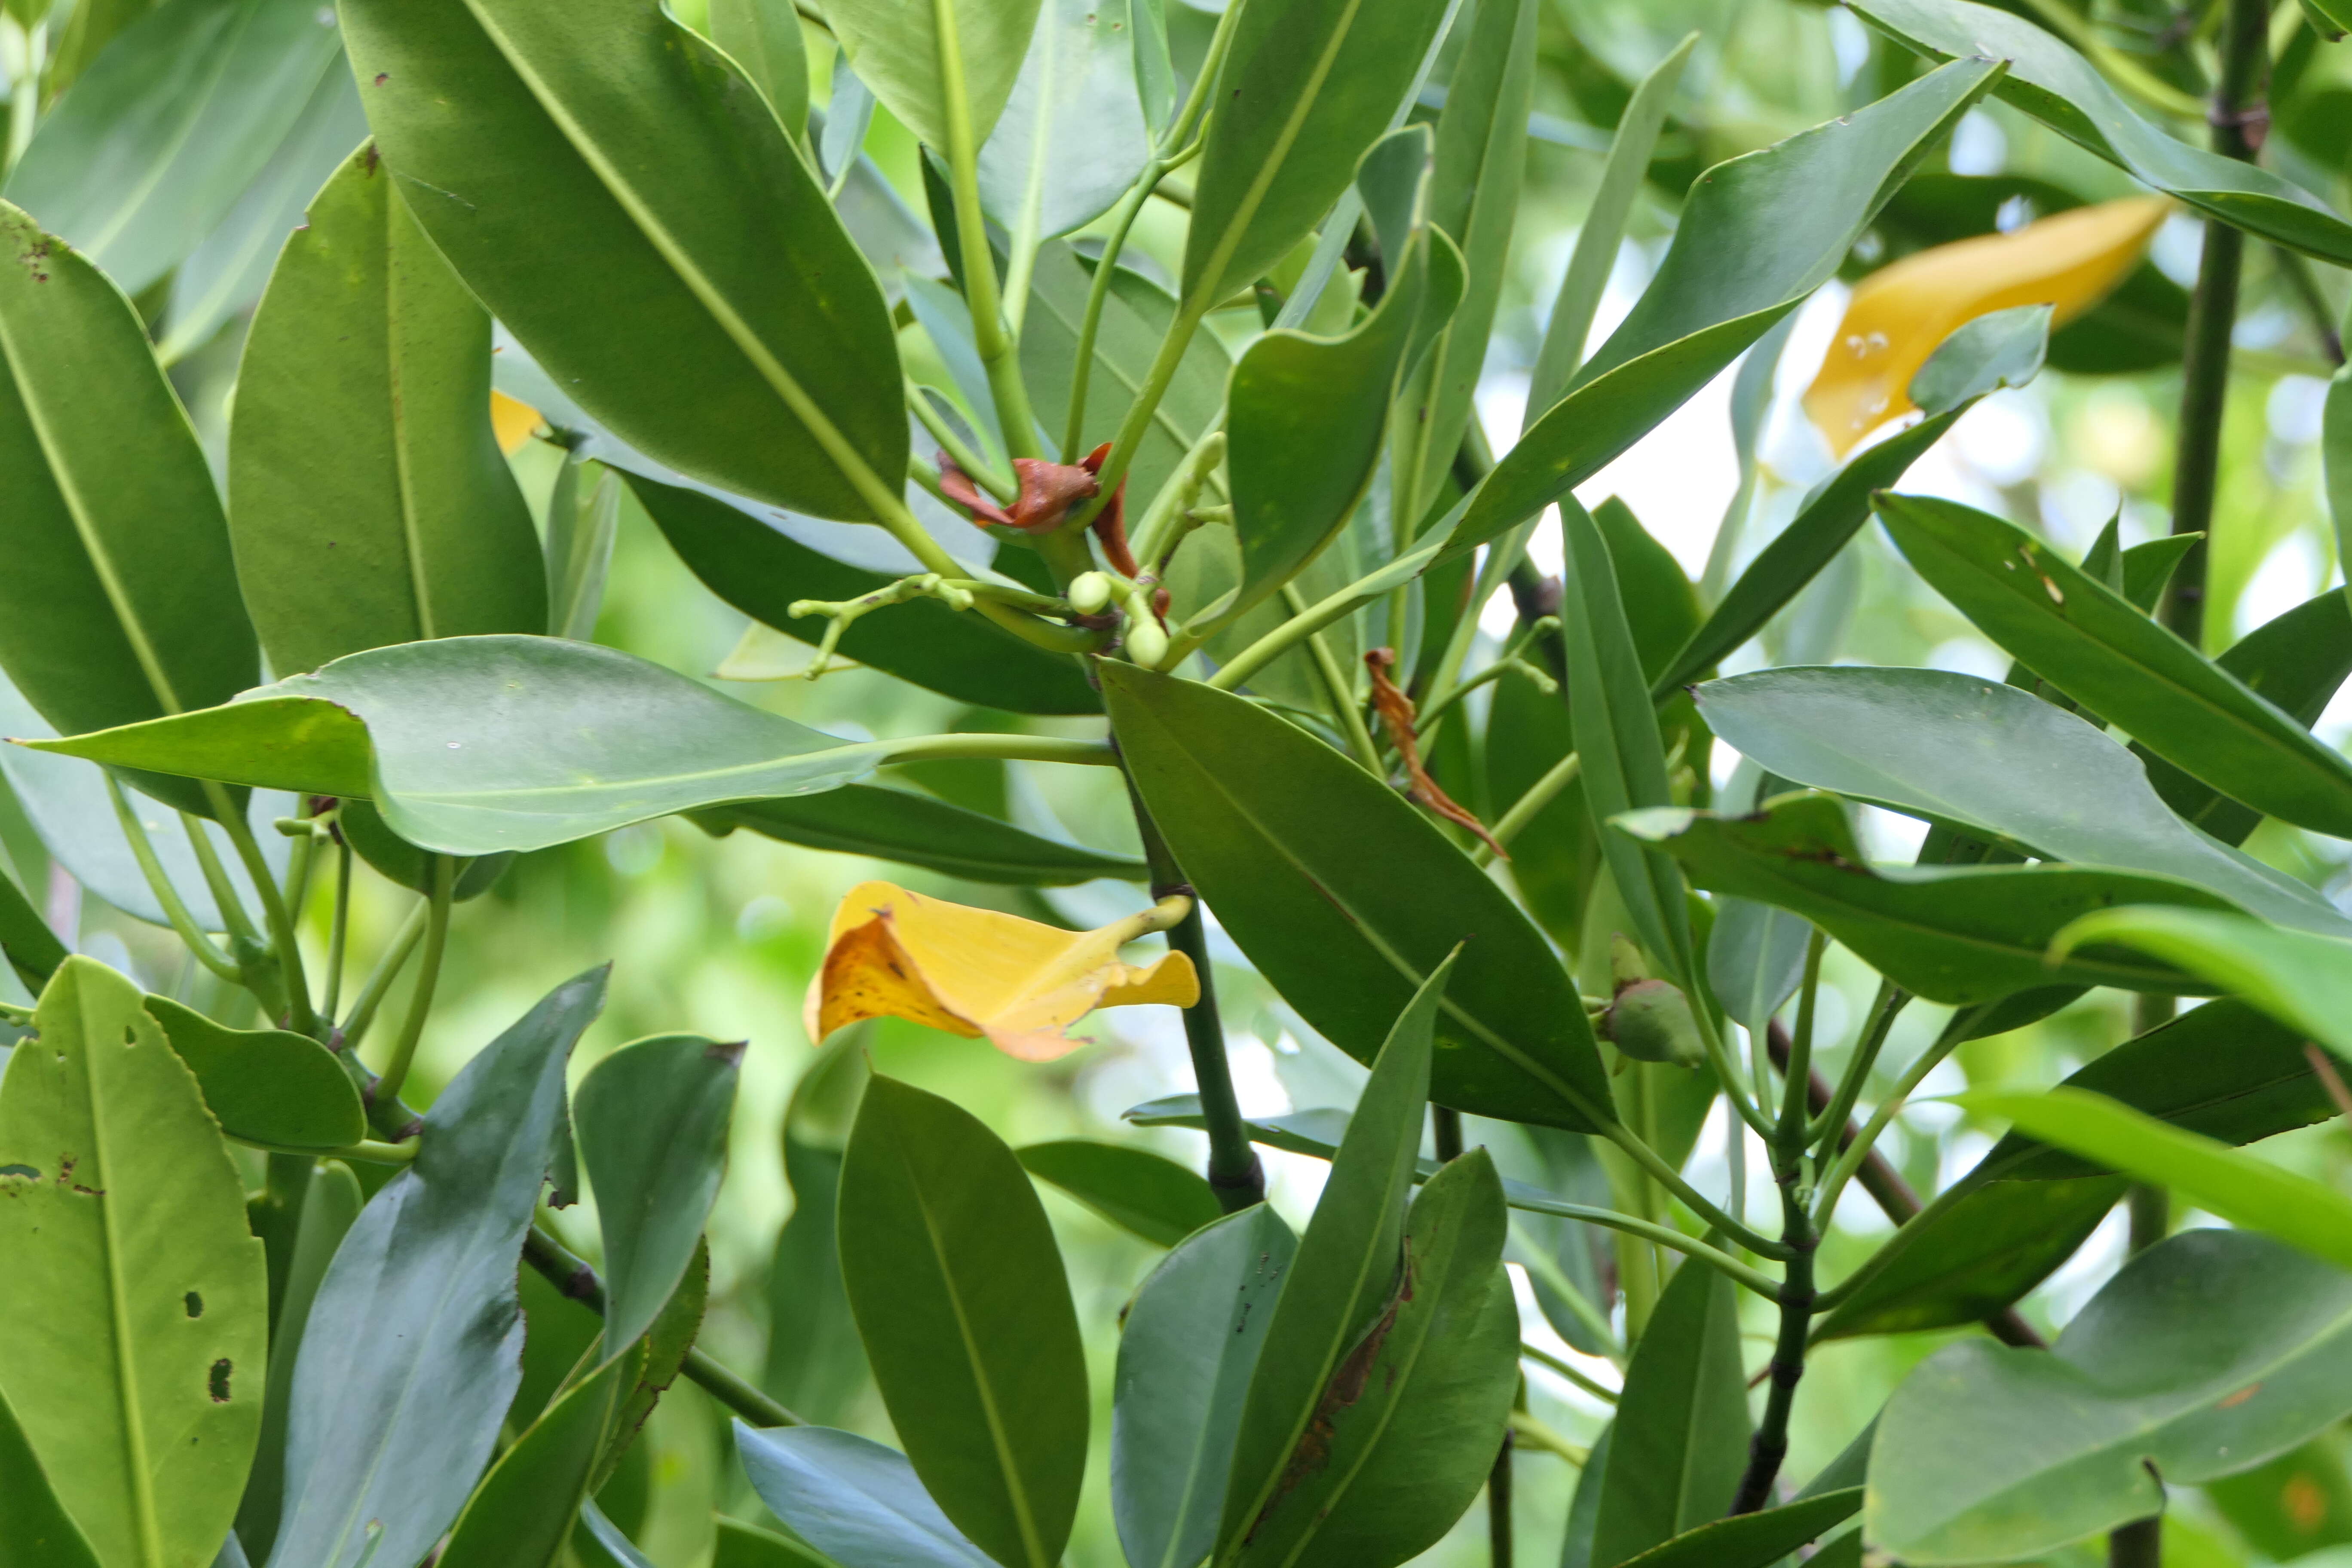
[1620,795,2227,1002]
[979,0,1151,242]
[818,55,879,190]
[827,0,1040,152]
[839,1077,1088,1568]
[710,1516,827,1568]
[1592,1255,1750,1567]
[438,1361,630,1568]
[1869,1230,2352,1563]
[1651,303,2049,696]
[543,459,624,643]
[1215,958,1451,1559]
[3,0,343,294]
[1015,1140,1221,1246]
[0,1382,101,1568]
[1113,1206,1297,1568]
[737,1425,995,1568]
[0,958,265,1568]
[1879,492,2352,838]
[1179,0,1453,305]
[702,788,1143,885]
[1804,198,2164,455]
[765,1038,869,1425]
[146,995,363,1150]
[1706,898,1810,1035]
[2205,1436,2352,1562]
[0,203,259,820]
[230,142,545,676]
[1444,60,2000,560]
[340,0,906,521]
[44,0,152,98]
[235,1161,360,1563]
[0,863,64,994]
[709,0,809,139]
[1616,1491,1863,1568]
[270,969,605,1568]
[1561,1426,1613,1568]
[1696,665,2352,937]
[1851,0,2352,263]
[1105,663,1614,1130]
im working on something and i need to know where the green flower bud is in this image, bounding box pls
[1067,571,1113,614]
[1125,618,1169,668]
[1603,978,1705,1067]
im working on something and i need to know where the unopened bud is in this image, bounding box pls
[1124,618,1170,668]
[1603,978,1706,1067]
[1067,571,1113,614]
[1608,932,1648,989]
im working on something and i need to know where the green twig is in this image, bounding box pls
[208,784,317,1036]
[1518,1341,1620,1404]
[340,900,429,1050]
[369,856,453,1123]
[322,837,353,1023]
[1812,1008,1977,1228]
[107,776,241,983]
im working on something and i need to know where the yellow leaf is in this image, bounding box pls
[490,389,542,455]
[1804,196,2169,456]
[805,881,1199,1061]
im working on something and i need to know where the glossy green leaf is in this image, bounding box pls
[699,787,1144,886]
[0,1382,101,1568]
[0,958,264,1568]
[628,474,1100,715]
[1616,1490,1863,1568]
[1223,128,1458,627]
[340,0,906,521]
[1015,1139,1221,1246]
[1237,1150,1518,1568]
[2,0,343,294]
[438,1361,629,1568]
[1852,0,2352,263]
[578,1034,739,1354]
[145,995,364,1151]
[1105,663,1614,1131]
[229,142,544,677]
[234,1161,359,1564]
[270,968,604,1568]
[26,636,918,857]
[828,0,1039,151]
[736,1424,995,1568]
[1868,1229,2352,1563]
[1651,304,2050,695]
[1444,59,2000,559]
[1592,1256,1751,1568]
[1622,794,2224,1002]
[2061,907,2352,1061]
[1877,490,2352,839]
[1215,956,1449,1559]
[1705,897,1810,1035]
[709,0,809,139]
[978,0,1151,242]
[763,1037,870,1425]
[1112,1205,1298,1568]
[839,1076,1088,1568]
[1179,0,1452,304]
[0,202,259,820]
[1697,665,2352,937]
[0,863,64,993]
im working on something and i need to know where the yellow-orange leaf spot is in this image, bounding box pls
[805,881,1200,1061]
[490,389,542,456]
[1804,196,2169,456]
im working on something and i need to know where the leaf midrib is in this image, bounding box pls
[382,188,437,642]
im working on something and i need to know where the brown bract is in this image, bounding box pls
[1364,649,1507,859]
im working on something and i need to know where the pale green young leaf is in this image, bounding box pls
[2057,906,2352,1060]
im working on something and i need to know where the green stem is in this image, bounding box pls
[1062,165,1164,462]
[1809,982,1906,1154]
[1518,1341,1620,1403]
[1282,583,1381,771]
[909,381,1016,500]
[934,0,1040,458]
[179,809,259,948]
[1593,1116,1790,1259]
[369,856,452,1122]
[1507,1185,1784,1298]
[231,1135,417,1166]
[1812,1008,1975,1228]
[1076,292,1213,534]
[340,901,429,1050]
[876,733,1121,768]
[1730,1163,1814,1512]
[1477,753,1580,865]
[107,776,242,983]
[1779,932,1826,1138]
[1209,539,1447,692]
[322,838,353,1023]
[1505,1216,1620,1356]
[208,784,316,1036]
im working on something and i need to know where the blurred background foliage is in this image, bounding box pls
[7,0,2352,1561]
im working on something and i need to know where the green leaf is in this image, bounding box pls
[0,957,266,1568]
[1214,955,1450,1559]
[578,1034,739,1354]
[699,788,1145,886]
[0,1383,101,1568]
[628,474,1101,715]
[145,995,364,1151]
[839,1076,1088,1568]
[2058,908,2352,1061]
[1179,0,1454,305]
[591,1239,709,1493]
[736,1424,995,1568]
[1616,1490,1864,1568]
[1695,665,2352,937]
[270,968,604,1568]
[26,636,915,857]
[1223,128,1458,627]
[1104,663,1614,1131]
[542,458,624,643]
[1561,1425,1613,1568]
[1,0,344,295]
[1705,897,1810,1036]
[234,1160,360,1564]
[0,861,65,994]
[1483,662,1596,946]
[340,0,906,521]
[1112,1205,1298,1568]
[763,1037,870,1426]
[438,1361,630,1568]
[978,0,1151,242]
[1015,1139,1221,1246]
[1236,1150,1519,1568]
[2205,1437,2352,1562]
[228,142,545,677]
[827,0,1040,152]
[1592,1256,1751,1568]
[709,0,810,139]
[710,1516,827,1568]
[1650,304,2050,696]
[0,202,259,820]
[1868,1229,2352,1563]
[1444,59,2001,560]
[1621,794,2226,1002]
[1877,489,2352,839]
[1851,0,2352,263]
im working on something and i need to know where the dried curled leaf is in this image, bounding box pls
[1804,196,2167,455]
[805,880,1198,1060]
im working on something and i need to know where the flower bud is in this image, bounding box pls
[1125,618,1170,668]
[1602,978,1706,1067]
[1067,571,1113,614]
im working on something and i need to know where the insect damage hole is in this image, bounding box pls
[184,1291,203,1318]
[208,1359,232,1402]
